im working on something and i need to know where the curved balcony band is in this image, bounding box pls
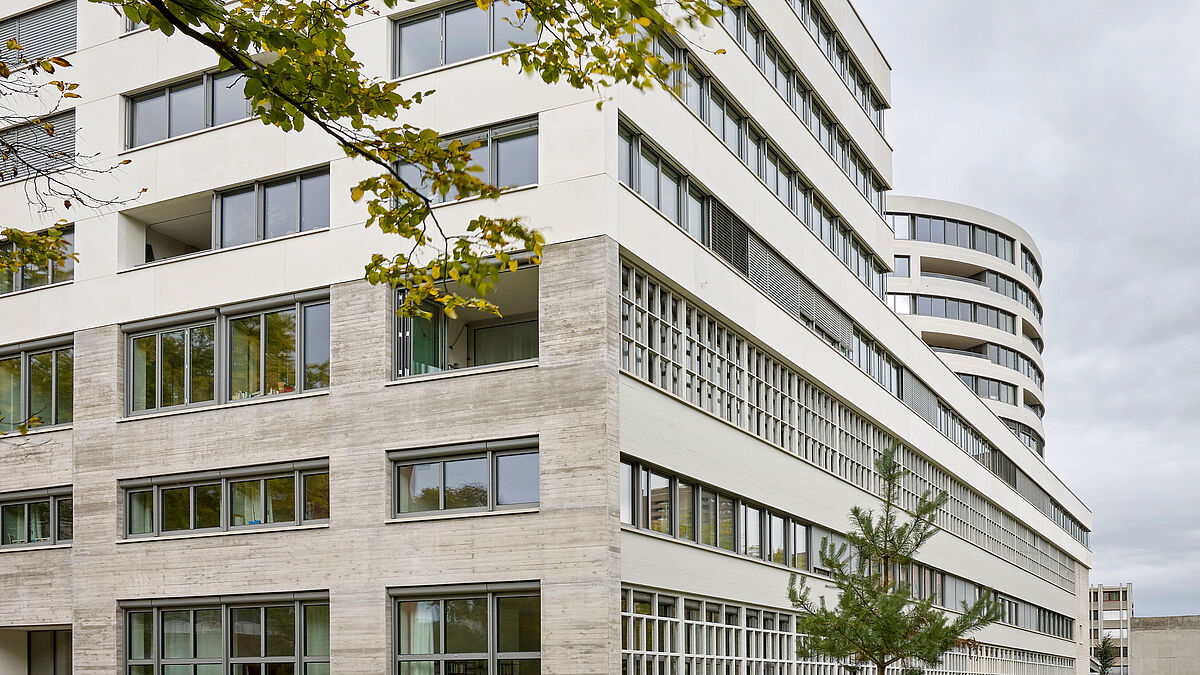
[886,195,1047,455]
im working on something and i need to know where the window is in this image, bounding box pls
[1,225,74,294]
[0,110,76,182]
[0,1,76,65]
[126,294,328,414]
[0,341,72,431]
[398,119,538,203]
[0,488,71,547]
[393,583,540,674]
[395,1,539,76]
[617,126,706,243]
[392,438,538,516]
[891,256,909,277]
[27,629,71,675]
[129,322,215,413]
[128,71,250,148]
[124,594,329,674]
[396,264,537,377]
[228,299,330,400]
[217,168,331,248]
[122,459,329,538]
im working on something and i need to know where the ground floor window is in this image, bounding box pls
[392,582,540,674]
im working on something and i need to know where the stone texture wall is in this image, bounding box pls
[1132,615,1200,675]
[0,235,622,674]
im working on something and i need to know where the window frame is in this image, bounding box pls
[125,70,252,149]
[121,460,330,539]
[123,595,329,674]
[0,225,74,295]
[0,488,72,549]
[225,299,328,402]
[390,438,539,518]
[391,582,540,674]
[0,340,73,431]
[126,320,217,415]
[213,166,332,248]
[392,0,540,78]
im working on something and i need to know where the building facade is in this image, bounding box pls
[1090,584,1134,674]
[885,196,1048,459]
[1131,615,1200,675]
[0,0,1093,674]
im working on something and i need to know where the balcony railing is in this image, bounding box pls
[921,271,987,286]
[931,346,988,360]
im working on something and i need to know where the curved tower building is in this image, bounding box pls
[886,196,1047,457]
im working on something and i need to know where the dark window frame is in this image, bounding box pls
[213,166,331,248]
[0,488,72,548]
[0,340,73,431]
[390,438,540,518]
[125,70,252,149]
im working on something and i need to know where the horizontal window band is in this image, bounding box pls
[0,485,72,502]
[387,436,538,462]
[388,580,540,598]
[204,288,330,318]
[119,589,329,609]
[121,289,330,335]
[119,458,329,488]
[0,334,74,358]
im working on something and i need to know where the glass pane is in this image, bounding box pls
[232,666,262,675]
[129,491,154,535]
[648,472,671,534]
[54,348,72,424]
[304,604,330,657]
[264,178,299,239]
[445,6,489,64]
[398,600,441,655]
[717,495,735,551]
[53,629,71,675]
[743,505,761,557]
[197,666,223,675]
[2,504,26,544]
[195,608,222,658]
[265,476,296,524]
[160,329,187,407]
[168,81,204,136]
[304,473,330,521]
[56,498,72,541]
[700,490,716,546]
[495,131,537,188]
[660,166,680,223]
[229,315,261,400]
[164,665,192,675]
[496,452,538,505]
[162,609,192,658]
[677,481,695,541]
[398,663,439,675]
[444,457,487,509]
[497,596,540,652]
[266,664,295,675]
[472,319,537,365]
[27,501,50,542]
[211,70,249,126]
[28,351,53,427]
[497,660,539,674]
[132,92,167,146]
[638,149,658,204]
[189,325,215,403]
[230,607,262,657]
[445,597,488,653]
[129,611,153,659]
[493,0,538,48]
[264,309,297,395]
[303,303,330,390]
[399,15,441,76]
[231,480,264,526]
[619,462,632,524]
[409,308,444,375]
[195,484,221,529]
[265,605,296,657]
[131,335,157,411]
[305,665,330,675]
[162,487,191,531]
[398,463,441,513]
[299,172,330,231]
[221,187,257,248]
[0,357,17,432]
[769,514,786,563]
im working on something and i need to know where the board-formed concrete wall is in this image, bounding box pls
[1131,615,1200,675]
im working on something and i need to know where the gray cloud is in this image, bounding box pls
[854,0,1200,616]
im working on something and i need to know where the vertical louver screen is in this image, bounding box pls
[0,1,77,64]
[901,370,938,425]
[0,110,76,181]
[709,201,749,275]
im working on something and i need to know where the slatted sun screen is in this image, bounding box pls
[0,0,77,65]
[0,110,75,182]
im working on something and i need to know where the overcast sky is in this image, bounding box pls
[852,1,1200,616]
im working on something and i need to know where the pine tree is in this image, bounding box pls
[788,449,1002,674]
[1095,634,1120,675]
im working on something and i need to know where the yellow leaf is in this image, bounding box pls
[715,48,726,54]
[508,259,518,272]
[351,187,364,201]
[635,17,652,27]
